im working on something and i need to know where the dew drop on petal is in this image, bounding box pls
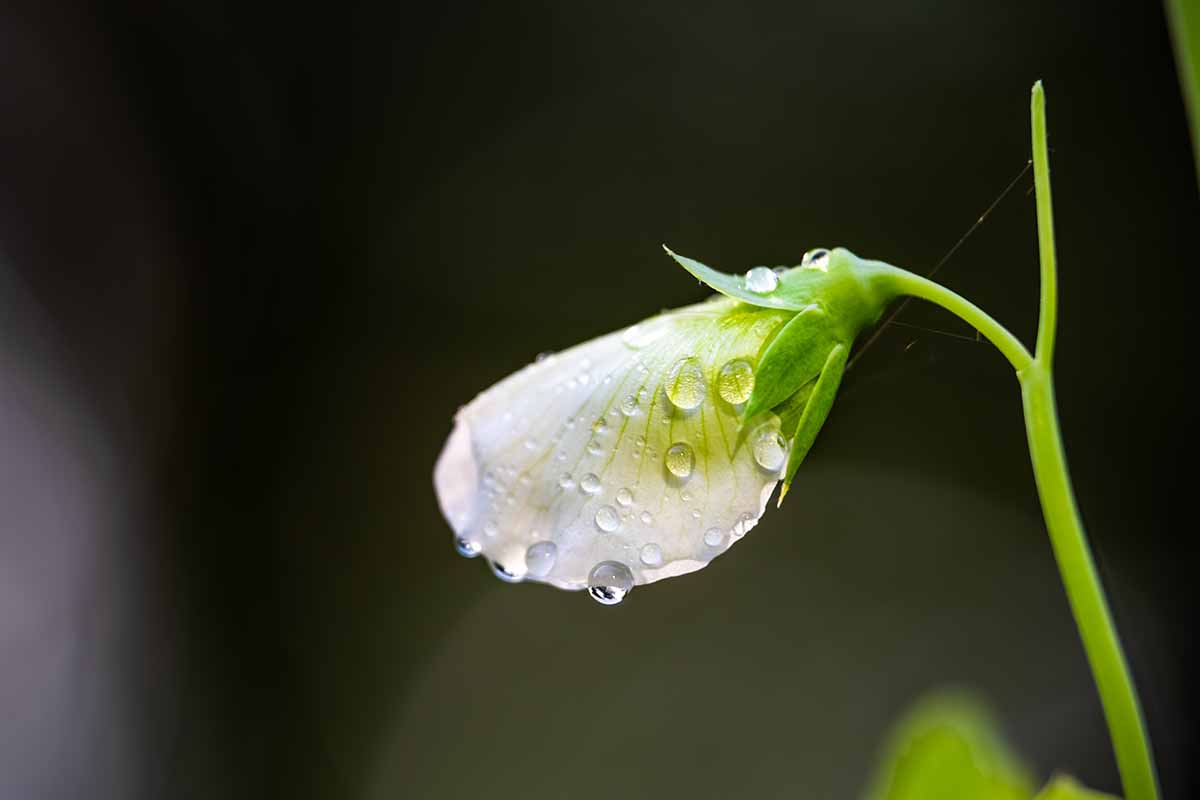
[620,394,640,417]
[489,559,524,583]
[665,442,695,479]
[595,505,621,532]
[717,359,755,404]
[732,512,756,538]
[616,487,634,507]
[752,425,788,472]
[704,527,725,547]
[666,357,706,411]
[801,248,831,271]
[454,535,482,558]
[744,266,779,293]
[558,473,576,490]
[525,541,558,578]
[640,543,664,567]
[580,473,603,495]
[587,439,604,456]
[587,561,634,605]
[640,510,654,526]
[536,351,554,362]
[483,522,499,538]
[592,418,609,434]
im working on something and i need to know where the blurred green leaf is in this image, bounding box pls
[1033,774,1118,800]
[863,691,1035,800]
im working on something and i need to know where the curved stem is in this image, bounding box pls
[867,83,1159,799]
[869,265,1034,373]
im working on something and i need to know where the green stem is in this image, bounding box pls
[869,83,1159,799]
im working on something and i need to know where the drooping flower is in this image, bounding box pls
[434,246,895,603]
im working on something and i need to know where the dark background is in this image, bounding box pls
[0,2,1195,799]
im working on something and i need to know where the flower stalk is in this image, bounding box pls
[866,82,1159,800]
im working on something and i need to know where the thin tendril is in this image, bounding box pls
[846,161,1033,372]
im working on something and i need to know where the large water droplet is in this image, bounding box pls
[580,473,603,495]
[704,527,725,547]
[587,561,634,605]
[744,266,779,293]
[489,559,524,583]
[666,357,706,411]
[752,425,788,472]
[718,359,755,404]
[665,442,695,479]
[616,487,634,507]
[595,505,621,532]
[454,535,482,558]
[640,543,664,567]
[525,541,558,578]
[801,248,830,271]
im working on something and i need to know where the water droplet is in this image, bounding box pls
[558,473,576,490]
[587,439,604,456]
[536,351,554,362]
[525,541,558,578]
[744,266,779,293]
[801,248,830,271]
[483,522,499,537]
[580,473,602,495]
[524,438,539,451]
[665,442,695,479]
[620,394,640,417]
[489,559,524,583]
[752,425,788,472]
[681,490,693,503]
[587,561,634,605]
[595,505,621,532]
[732,512,756,538]
[616,488,634,507]
[640,543,664,567]
[454,535,482,558]
[718,359,755,404]
[635,435,646,448]
[690,509,702,520]
[640,510,654,525]
[704,527,725,547]
[593,418,609,434]
[666,357,706,411]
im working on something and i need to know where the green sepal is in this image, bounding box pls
[662,245,895,340]
[778,342,848,504]
[863,691,1035,800]
[662,245,811,311]
[1032,775,1118,800]
[740,305,836,423]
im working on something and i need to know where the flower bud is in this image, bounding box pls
[434,247,892,602]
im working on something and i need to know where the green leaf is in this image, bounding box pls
[863,691,1035,800]
[1033,775,1118,800]
[741,305,837,423]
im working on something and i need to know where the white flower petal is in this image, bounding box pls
[434,296,794,595]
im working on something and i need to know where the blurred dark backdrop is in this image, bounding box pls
[0,2,1195,799]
